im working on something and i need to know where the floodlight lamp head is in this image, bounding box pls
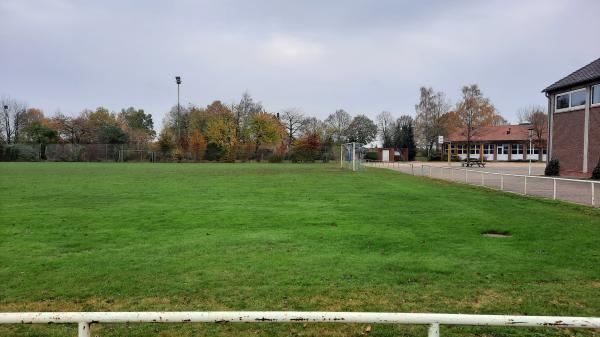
[175,76,181,85]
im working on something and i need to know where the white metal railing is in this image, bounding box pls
[1,311,599,337]
[365,161,600,207]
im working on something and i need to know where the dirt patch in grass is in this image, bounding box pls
[481,230,512,237]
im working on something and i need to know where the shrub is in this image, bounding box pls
[364,152,378,161]
[0,144,39,161]
[592,158,600,180]
[268,154,283,163]
[204,143,224,161]
[291,133,321,162]
[545,158,560,176]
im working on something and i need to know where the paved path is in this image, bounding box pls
[366,162,598,208]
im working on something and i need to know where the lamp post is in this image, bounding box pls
[528,127,534,175]
[175,76,182,143]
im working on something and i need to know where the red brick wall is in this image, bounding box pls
[552,109,585,174]
[588,106,600,173]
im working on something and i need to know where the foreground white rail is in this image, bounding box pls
[1,312,599,337]
[365,161,600,207]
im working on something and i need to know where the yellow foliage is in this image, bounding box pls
[188,129,206,161]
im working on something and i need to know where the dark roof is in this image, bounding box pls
[543,58,600,93]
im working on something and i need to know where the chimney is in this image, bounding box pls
[507,128,511,135]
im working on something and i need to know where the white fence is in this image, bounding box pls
[366,161,600,207]
[1,311,599,337]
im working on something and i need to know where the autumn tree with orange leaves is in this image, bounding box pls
[451,84,504,162]
[188,129,206,161]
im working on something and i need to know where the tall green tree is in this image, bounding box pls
[24,122,58,160]
[345,114,377,145]
[118,107,155,135]
[393,115,416,161]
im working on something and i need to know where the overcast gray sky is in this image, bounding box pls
[1,0,599,127]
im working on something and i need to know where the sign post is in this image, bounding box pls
[437,136,448,165]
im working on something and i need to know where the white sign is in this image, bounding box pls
[438,135,444,144]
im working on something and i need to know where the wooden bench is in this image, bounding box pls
[461,159,486,168]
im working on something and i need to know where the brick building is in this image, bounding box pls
[444,124,547,162]
[543,58,600,177]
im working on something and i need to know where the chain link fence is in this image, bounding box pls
[366,161,599,208]
[1,143,340,163]
[0,144,154,162]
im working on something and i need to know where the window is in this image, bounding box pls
[483,144,494,155]
[497,144,508,155]
[512,144,523,155]
[470,145,479,155]
[556,93,570,109]
[556,88,587,111]
[527,146,539,155]
[593,84,600,105]
[571,90,587,107]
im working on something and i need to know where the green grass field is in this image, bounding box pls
[1,163,599,337]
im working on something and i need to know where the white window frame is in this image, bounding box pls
[555,88,587,113]
[527,145,539,155]
[511,144,523,155]
[592,84,600,107]
[483,144,494,155]
[497,144,508,155]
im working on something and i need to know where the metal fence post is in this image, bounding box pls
[411,163,414,175]
[481,172,484,186]
[421,165,424,176]
[500,174,504,191]
[592,182,595,206]
[428,323,440,337]
[553,179,557,200]
[524,176,527,195]
[465,170,468,183]
[78,322,90,337]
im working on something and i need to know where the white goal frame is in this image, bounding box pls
[340,142,364,172]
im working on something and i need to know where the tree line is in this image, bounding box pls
[1,84,546,162]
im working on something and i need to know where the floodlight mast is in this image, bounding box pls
[175,76,182,144]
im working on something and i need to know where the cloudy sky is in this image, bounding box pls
[1,0,599,127]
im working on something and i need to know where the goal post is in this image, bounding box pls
[341,142,365,171]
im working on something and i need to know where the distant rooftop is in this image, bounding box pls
[447,124,547,143]
[543,58,600,93]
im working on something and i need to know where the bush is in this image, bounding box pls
[204,143,224,161]
[291,133,321,162]
[0,144,39,161]
[545,158,560,176]
[592,159,600,180]
[364,152,378,161]
[268,154,283,163]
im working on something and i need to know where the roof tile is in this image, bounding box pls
[543,58,600,93]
